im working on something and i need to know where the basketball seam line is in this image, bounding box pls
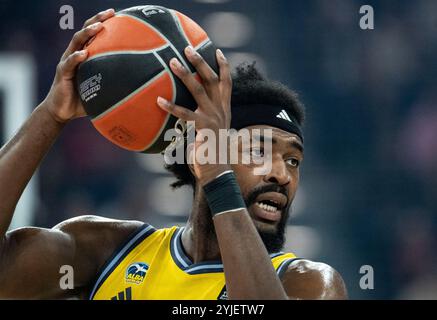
[83,47,171,63]
[170,11,211,75]
[91,69,167,122]
[152,51,177,104]
[116,13,191,71]
[134,51,177,153]
[169,10,191,46]
[171,10,212,52]
[194,38,212,51]
[151,47,200,153]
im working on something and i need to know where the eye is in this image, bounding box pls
[286,158,300,167]
[251,148,264,158]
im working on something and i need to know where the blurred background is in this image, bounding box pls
[1,0,436,299]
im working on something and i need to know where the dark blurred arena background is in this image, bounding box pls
[1,0,436,299]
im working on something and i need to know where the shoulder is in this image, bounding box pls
[281,259,348,300]
[53,215,147,273]
[0,215,147,298]
[4,215,145,252]
[53,214,145,237]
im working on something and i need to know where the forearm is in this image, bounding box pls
[213,210,288,299]
[200,167,288,300]
[0,8,114,238]
[0,102,65,236]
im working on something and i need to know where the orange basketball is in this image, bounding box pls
[76,5,218,153]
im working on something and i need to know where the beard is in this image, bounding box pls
[243,184,291,253]
[200,182,292,254]
[255,210,289,253]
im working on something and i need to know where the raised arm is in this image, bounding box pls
[157,46,348,300]
[0,9,127,299]
[0,8,114,241]
[157,47,288,299]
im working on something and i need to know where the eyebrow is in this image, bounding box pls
[251,134,304,153]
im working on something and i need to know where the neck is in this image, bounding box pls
[181,185,221,263]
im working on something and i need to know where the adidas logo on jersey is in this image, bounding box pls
[111,287,132,300]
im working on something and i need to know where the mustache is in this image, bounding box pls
[244,184,289,208]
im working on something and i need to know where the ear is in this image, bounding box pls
[186,142,196,177]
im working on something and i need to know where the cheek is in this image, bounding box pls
[233,164,261,193]
[294,170,300,185]
[288,171,300,200]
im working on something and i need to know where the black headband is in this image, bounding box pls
[230,104,304,142]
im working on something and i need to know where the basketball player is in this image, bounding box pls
[0,9,347,299]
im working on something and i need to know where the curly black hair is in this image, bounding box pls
[164,62,305,190]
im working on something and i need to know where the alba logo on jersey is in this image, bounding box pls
[125,262,149,284]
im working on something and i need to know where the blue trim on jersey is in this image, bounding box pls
[173,228,192,268]
[170,227,285,275]
[276,257,304,279]
[187,264,224,275]
[89,224,156,300]
[270,251,285,259]
[169,227,223,274]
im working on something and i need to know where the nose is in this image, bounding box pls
[262,155,291,186]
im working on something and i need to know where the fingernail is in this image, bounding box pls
[170,58,183,70]
[78,50,87,56]
[89,22,102,29]
[99,8,113,15]
[216,49,226,61]
[185,46,197,57]
[157,96,169,107]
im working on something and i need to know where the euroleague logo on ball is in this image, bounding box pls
[142,7,165,18]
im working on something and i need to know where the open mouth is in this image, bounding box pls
[252,192,287,223]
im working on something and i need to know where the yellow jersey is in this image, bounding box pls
[90,224,299,300]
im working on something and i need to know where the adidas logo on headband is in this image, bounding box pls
[230,104,303,142]
[276,109,293,123]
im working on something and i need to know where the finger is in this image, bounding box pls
[62,22,103,60]
[59,50,89,79]
[169,58,211,108]
[184,46,220,101]
[156,96,200,122]
[216,49,232,107]
[83,8,115,28]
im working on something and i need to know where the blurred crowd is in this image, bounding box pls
[0,0,436,299]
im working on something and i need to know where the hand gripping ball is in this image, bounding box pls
[76,5,218,153]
